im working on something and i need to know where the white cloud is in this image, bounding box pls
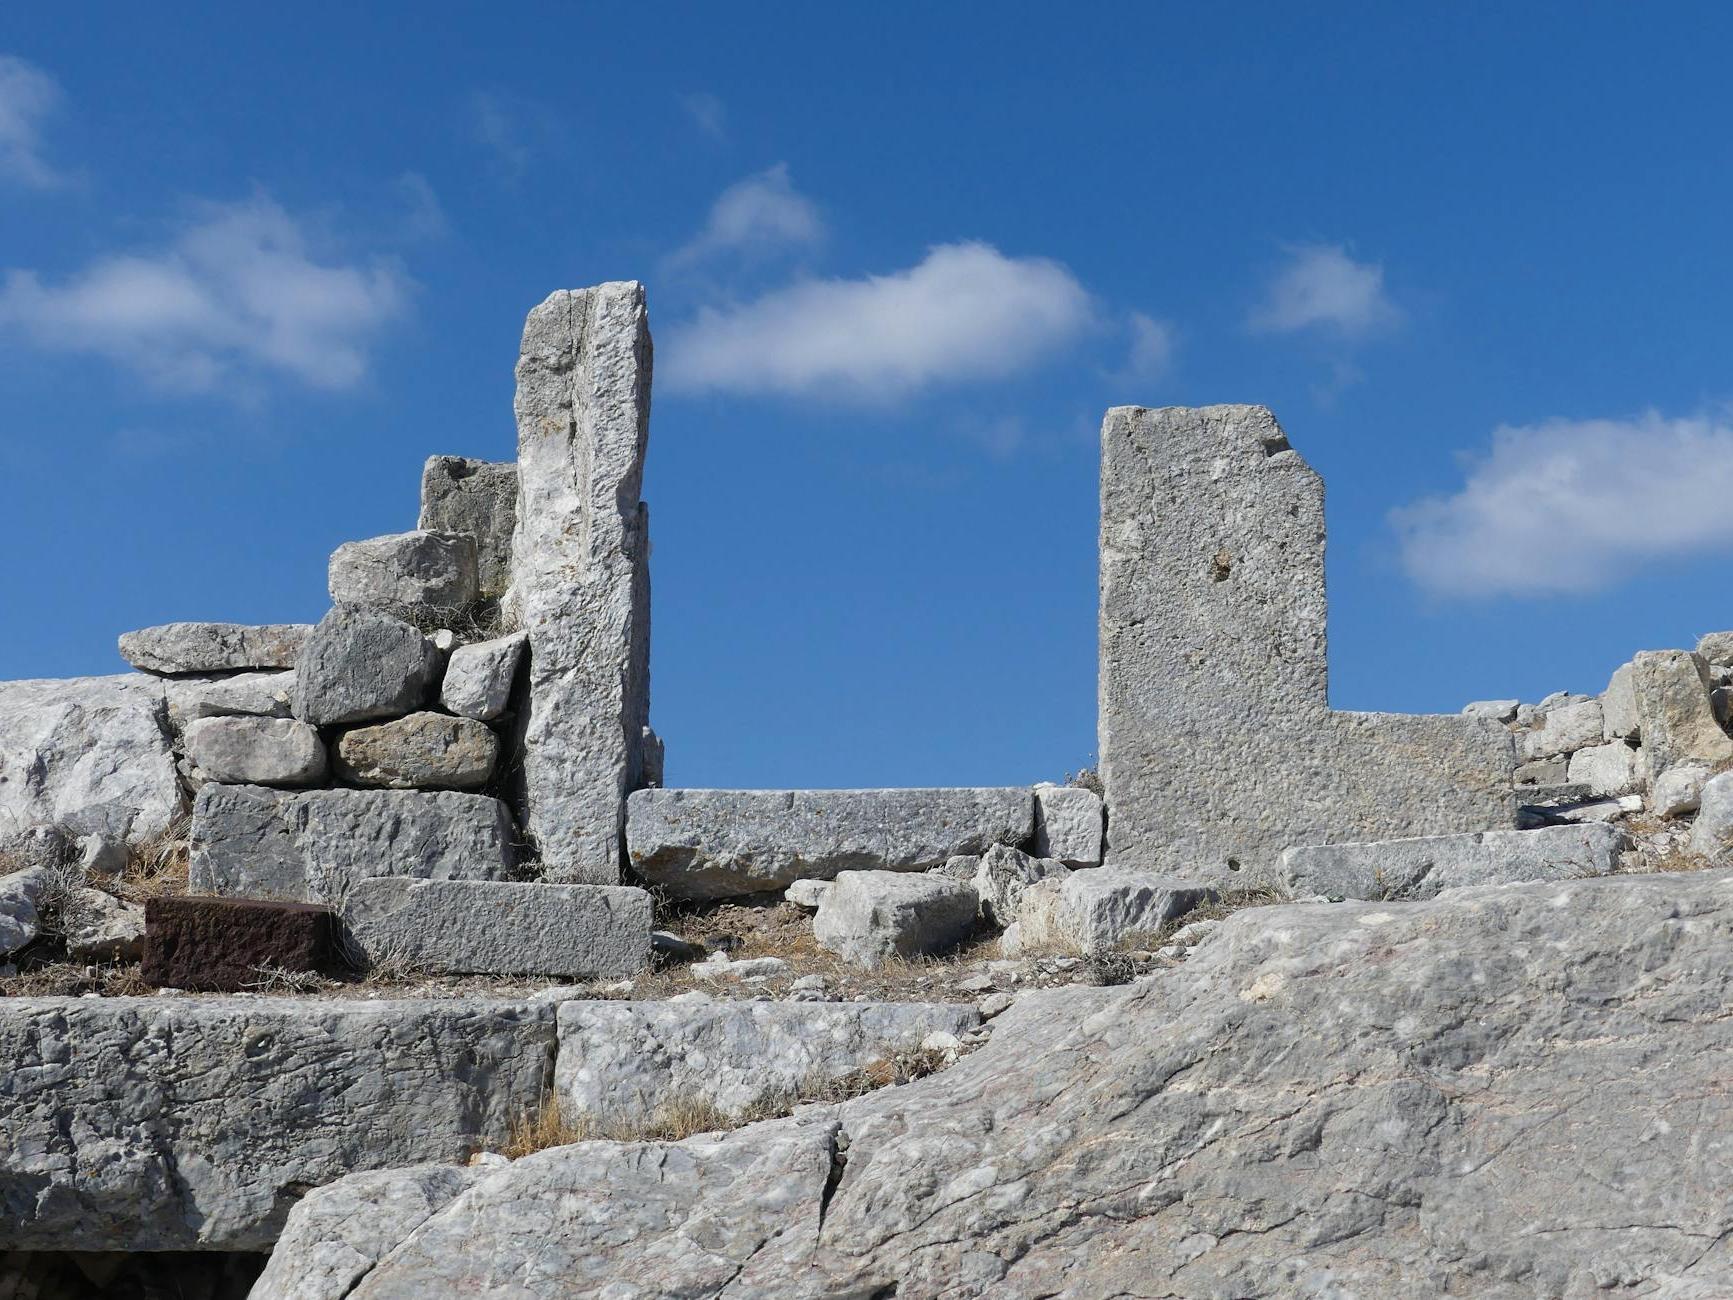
[0,53,64,187]
[1392,411,1733,598]
[469,92,530,180]
[668,163,824,268]
[1120,311,1175,382]
[662,241,1096,399]
[1249,243,1400,337]
[394,171,448,242]
[681,92,726,141]
[0,194,409,392]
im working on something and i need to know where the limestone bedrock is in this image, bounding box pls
[1098,404,1515,883]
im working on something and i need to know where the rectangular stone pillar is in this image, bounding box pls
[509,283,652,883]
[1099,404,1514,885]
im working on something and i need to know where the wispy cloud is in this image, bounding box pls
[468,91,531,182]
[394,171,448,242]
[0,194,409,392]
[1118,311,1176,383]
[1249,243,1400,337]
[667,163,824,269]
[1392,411,1733,598]
[681,92,727,141]
[662,240,1096,400]
[0,53,65,187]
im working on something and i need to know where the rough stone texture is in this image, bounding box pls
[1565,740,1641,798]
[117,623,309,676]
[142,895,341,991]
[327,531,480,614]
[163,670,295,730]
[1030,782,1103,867]
[292,607,443,728]
[419,456,518,600]
[1629,649,1733,785]
[508,283,653,884]
[1697,630,1733,668]
[1462,698,1518,722]
[1517,699,1606,761]
[813,870,978,968]
[1690,773,1733,863]
[971,843,1067,927]
[1007,867,1215,955]
[0,675,181,846]
[439,632,526,722]
[333,713,499,791]
[1514,756,1568,786]
[784,878,831,910]
[0,997,552,1251]
[63,887,145,962]
[555,999,979,1122]
[0,865,49,955]
[1653,762,1711,818]
[183,716,327,787]
[1602,660,1640,739]
[342,878,650,977]
[1281,823,1626,901]
[188,784,516,904]
[1098,405,1514,884]
[626,787,1035,900]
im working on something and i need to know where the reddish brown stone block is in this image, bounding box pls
[142,895,343,992]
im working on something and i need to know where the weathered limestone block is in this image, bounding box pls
[1461,699,1518,722]
[1514,756,1568,786]
[971,843,1067,927]
[342,878,651,977]
[0,997,553,1251]
[163,670,295,738]
[1652,762,1711,818]
[328,531,480,614]
[334,713,499,790]
[1690,773,1733,863]
[1565,741,1641,798]
[1281,823,1626,901]
[1629,650,1733,784]
[1031,782,1103,867]
[509,283,653,883]
[1602,661,1640,739]
[439,632,526,721]
[117,622,309,675]
[188,784,516,904]
[419,456,518,600]
[63,887,145,962]
[626,787,1035,900]
[1698,630,1733,668]
[184,716,327,787]
[293,607,443,728]
[1517,699,1605,761]
[0,866,49,955]
[1098,406,1514,884]
[784,878,831,910]
[1005,868,1215,956]
[555,999,979,1122]
[0,675,181,846]
[142,895,342,991]
[813,870,978,968]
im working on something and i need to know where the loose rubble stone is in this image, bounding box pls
[0,866,49,955]
[0,996,552,1250]
[1280,823,1626,900]
[63,888,145,962]
[1652,762,1711,818]
[419,456,518,600]
[1031,782,1104,866]
[555,999,979,1123]
[689,954,790,982]
[163,670,295,729]
[328,531,480,614]
[439,632,526,721]
[784,877,831,910]
[1098,405,1514,884]
[334,712,499,790]
[117,622,309,675]
[1565,741,1641,797]
[1697,630,1733,668]
[142,895,341,991]
[971,843,1068,927]
[1517,699,1605,761]
[1602,661,1640,739]
[1462,699,1519,722]
[0,675,181,846]
[1515,782,1595,807]
[188,784,516,904]
[1514,756,1567,785]
[342,878,651,977]
[293,607,444,728]
[627,787,1035,900]
[1689,773,1733,862]
[813,870,979,968]
[183,715,328,787]
[509,283,653,883]
[1629,649,1733,785]
[1006,868,1216,956]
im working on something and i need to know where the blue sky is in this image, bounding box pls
[3,4,1731,788]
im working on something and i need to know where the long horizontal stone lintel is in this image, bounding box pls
[1280,822,1627,901]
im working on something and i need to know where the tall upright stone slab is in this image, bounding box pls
[509,284,652,883]
[1099,405,1514,884]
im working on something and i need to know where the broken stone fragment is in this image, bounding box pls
[1031,782,1103,867]
[812,870,979,968]
[1689,772,1733,863]
[183,715,328,788]
[334,712,499,790]
[0,866,50,956]
[1461,698,1520,722]
[163,669,295,729]
[1517,699,1605,761]
[419,456,518,601]
[142,894,343,992]
[784,878,832,911]
[1651,762,1711,818]
[971,843,1068,928]
[1602,661,1640,740]
[63,887,145,962]
[293,606,444,728]
[439,632,526,722]
[1628,650,1733,785]
[1697,630,1733,668]
[1565,741,1641,798]
[117,622,310,675]
[1005,868,1215,957]
[1280,823,1626,901]
[328,530,480,614]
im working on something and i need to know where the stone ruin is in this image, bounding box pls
[2,281,1732,1296]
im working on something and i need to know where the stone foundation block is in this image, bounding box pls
[1032,783,1103,867]
[183,715,327,787]
[141,895,342,991]
[1006,869,1216,956]
[1281,822,1626,901]
[334,712,499,790]
[813,870,978,968]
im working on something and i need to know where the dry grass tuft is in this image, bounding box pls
[0,960,153,998]
[242,965,339,995]
[104,814,192,905]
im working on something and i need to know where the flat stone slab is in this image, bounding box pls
[627,787,1035,900]
[118,622,310,675]
[142,895,341,991]
[0,997,553,1251]
[1006,868,1216,956]
[555,999,978,1122]
[183,715,328,787]
[813,870,979,968]
[343,878,651,977]
[1281,823,1627,901]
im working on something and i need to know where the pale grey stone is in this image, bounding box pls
[0,997,551,1251]
[508,283,652,883]
[334,712,499,791]
[1566,741,1641,797]
[1516,782,1595,806]
[1517,698,1605,760]
[1098,405,1514,884]
[328,530,480,614]
[935,853,981,880]
[626,787,1035,900]
[438,632,525,722]
[76,832,127,876]
[1602,660,1640,739]
[342,878,650,977]
[293,607,443,728]
[0,865,49,955]
[429,628,458,653]
[62,887,145,962]
[555,998,978,1123]
[640,724,665,788]
[184,716,327,787]
[1689,773,1733,863]
[1006,868,1216,956]
[117,622,309,675]
[1697,630,1733,668]
[163,670,295,730]
[689,954,790,982]
[1652,763,1711,818]
[1031,782,1103,866]
[971,843,1068,927]
[419,456,518,601]
[1281,823,1626,901]
[188,784,516,904]
[1514,756,1568,785]
[1630,650,1733,785]
[813,870,978,968]
[784,877,831,910]
[1555,794,1644,824]
[1462,698,1519,722]
[1537,690,1591,712]
[0,675,181,846]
